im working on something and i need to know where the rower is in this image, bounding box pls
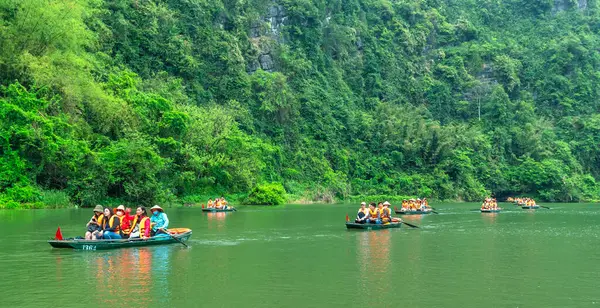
[381,201,392,223]
[150,205,169,236]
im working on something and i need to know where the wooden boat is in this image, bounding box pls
[395,209,432,215]
[481,208,502,213]
[345,222,402,230]
[48,228,192,250]
[202,207,236,212]
[521,205,540,209]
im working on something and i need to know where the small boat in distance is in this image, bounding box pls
[481,208,502,213]
[345,222,402,230]
[202,207,236,212]
[48,228,192,250]
[395,208,432,215]
[521,205,540,209]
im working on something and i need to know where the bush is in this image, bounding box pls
[244,183,287,205]
[40,190,73,209]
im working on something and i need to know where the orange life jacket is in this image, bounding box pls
[207,200,214,207]
[92,214,105,226]
[139,216,150,237]
[369,208,379,218]
[108,215,122,232]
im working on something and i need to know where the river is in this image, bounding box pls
[0,203,599,307]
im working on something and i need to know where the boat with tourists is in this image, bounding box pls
[202,207,236,212]
[48,228,192,250]
[345,222,402,230]
[394,207,432,215]
[481,208,502,213]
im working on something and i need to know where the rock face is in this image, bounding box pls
[553,0,587,12]
[247,2,287,74]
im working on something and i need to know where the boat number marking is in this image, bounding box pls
[82,245,97,251]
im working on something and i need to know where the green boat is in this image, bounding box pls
[345,222,402,230]
[48,228,192,251]
[521,205,540,209]
[394,209,432,215]
[481,208,502,213]
[202,207,236,212]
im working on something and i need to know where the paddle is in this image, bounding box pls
[162,229,188,248]
[401,221,420,228]
[540,205,551,209]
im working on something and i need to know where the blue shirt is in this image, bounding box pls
[150,212,169,232]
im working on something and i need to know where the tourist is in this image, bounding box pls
[150,205,169,236]
[355,202,369,223]
[85,205,105,240]
[367,202,380,224]
[102,205,124,239]
[129,206,151,239]
[207,198,214,208]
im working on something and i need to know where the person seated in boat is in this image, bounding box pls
[423,198,429,208]
[150,205,169,236]
[381,201,392,223]
[215,198,223,209]
[120,206,136,237]
[85,205,105,240]
[355,202,369,223]
[102,205,125,239]
[128,206,151,239]
[221,196,229,209]
[207,198,214,208]
[367,203,380,224]
[401,200,408,210]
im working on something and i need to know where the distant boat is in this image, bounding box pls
[345,222,402,230]
[48,228,192,250]
[521,205,540,210]
[481,208,502,213]
[395,209,432,215]
[202,207,236,212]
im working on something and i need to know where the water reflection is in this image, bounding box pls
[69,247,173,306]
[481,212,498,223]
[207,212,228,231]
[356,230,392,305]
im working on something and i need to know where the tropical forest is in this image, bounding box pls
[1,0,600,208]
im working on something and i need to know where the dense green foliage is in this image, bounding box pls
[1,0,599,208]
[244,183,287,205]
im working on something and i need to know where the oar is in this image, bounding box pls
[431,209,439,214]
[540,205,551,209]
[401,221,420,228]
[162,229,188,248]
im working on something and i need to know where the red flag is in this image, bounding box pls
[55,227,63,240]
[201,204,205,209]
[345,214,350,222]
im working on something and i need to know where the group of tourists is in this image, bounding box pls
[206,197,230,209]
[399,198,430,211]
[84,204,170,240]
[354,201,400,224]
[512,197,537,206]
[481,198,499,210]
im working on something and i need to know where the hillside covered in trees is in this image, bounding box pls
[1,0,600,208]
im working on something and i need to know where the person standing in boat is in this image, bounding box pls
[85,205,105,240]
[128,206,151,239]
[102,205,125,239]
[150,205,169,236]
[355,202,369,223]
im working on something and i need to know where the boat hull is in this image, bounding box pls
[345,222,402,230]
[481,209,502,213]
[48,229,192,250]
[395,210,432,215]
[202,208,235,212]
[521,206,540,209]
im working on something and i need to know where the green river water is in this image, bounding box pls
[1,203,599,307]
